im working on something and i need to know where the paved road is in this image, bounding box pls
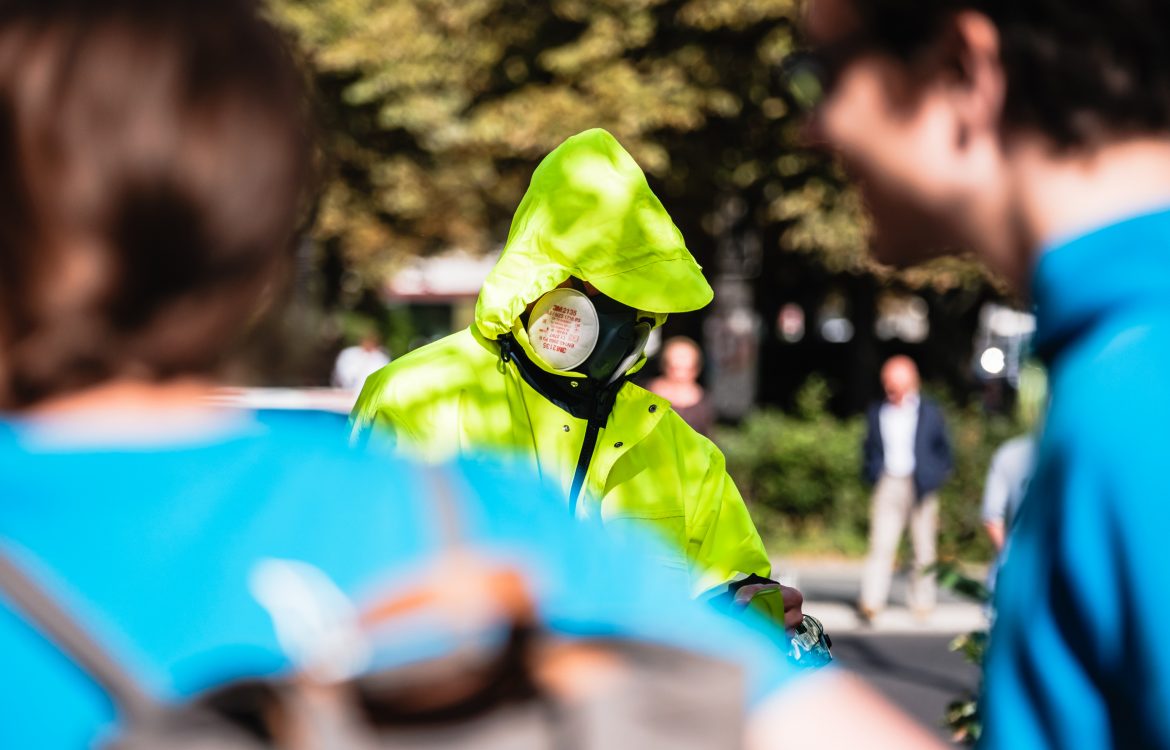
[780,559,988,634]
[781,559,985,742]
[830,633,981,743]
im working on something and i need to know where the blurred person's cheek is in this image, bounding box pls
[818,61,970,266]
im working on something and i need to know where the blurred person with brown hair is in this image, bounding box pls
[799,0,1170,744]
[858,355,953,622]
[0,2,946,749]
[647,336,716,437]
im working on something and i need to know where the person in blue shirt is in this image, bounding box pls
[0,1,938,748]
[0,412,795,747]
[799,0,1170,746]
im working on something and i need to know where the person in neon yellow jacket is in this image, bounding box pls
[351,128,803,627]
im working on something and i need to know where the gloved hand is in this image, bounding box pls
[735,582,805,629]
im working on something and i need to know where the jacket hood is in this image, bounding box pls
[475,128,713,340]
[1033,206,1170,362]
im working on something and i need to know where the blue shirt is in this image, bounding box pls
[0,409,793,748]
[981,209,1170,748]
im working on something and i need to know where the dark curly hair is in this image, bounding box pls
[850,0,1170,149]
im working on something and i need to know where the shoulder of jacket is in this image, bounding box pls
[361,329,495,407]
[652,406,724,461]
[921,397,945,417]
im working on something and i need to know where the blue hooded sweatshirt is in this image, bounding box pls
[981,208,1170,748]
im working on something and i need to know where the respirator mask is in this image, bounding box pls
[525,279,654,385]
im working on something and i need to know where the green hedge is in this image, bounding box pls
[716,378,1024,561]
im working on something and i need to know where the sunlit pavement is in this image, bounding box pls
[777,558,988,634]
[832,633,980,743]
[779,558,985,742]
[800,600,987,634]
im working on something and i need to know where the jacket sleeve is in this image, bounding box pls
[861,405,883,485]
[684,446,798,627]
[684,443,773,598]
[348,369,417,455]
[922,400,953,480]
[933,403,954,476]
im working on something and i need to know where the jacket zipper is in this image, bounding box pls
[497,335,614,517]
[568,417,602,517]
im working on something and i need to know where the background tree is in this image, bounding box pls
[267,0,1004,408]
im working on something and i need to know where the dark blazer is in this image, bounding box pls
[862,396,953,498]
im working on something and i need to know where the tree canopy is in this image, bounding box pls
[269,0,992,309]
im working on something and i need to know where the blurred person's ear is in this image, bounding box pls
[796,5,1015,271]
[930,11,1035,288]
[883,9,1018,279]
[942,12,1006,154]
[905,10,1008,199]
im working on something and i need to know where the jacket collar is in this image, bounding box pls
[1033,206,1170,363]
[498,333,624,424]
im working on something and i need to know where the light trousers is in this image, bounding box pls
[859,474,938,613]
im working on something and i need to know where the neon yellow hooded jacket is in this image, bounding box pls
[351,129,777,611]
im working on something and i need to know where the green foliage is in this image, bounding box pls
[933,559,991,745]
[937,397,1021,561]
[717,377,1026,560]
[716,377,868,556]
[266,0,990,303]
[945,684,983,747]
[935,559,991,603]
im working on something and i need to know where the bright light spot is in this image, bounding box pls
[821,318,854,344]
[981,347,1006,375]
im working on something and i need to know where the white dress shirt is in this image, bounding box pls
[879,392,920,478]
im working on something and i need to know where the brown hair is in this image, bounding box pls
[0,0,313,409]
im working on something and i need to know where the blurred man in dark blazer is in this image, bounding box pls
[859,356,953,622]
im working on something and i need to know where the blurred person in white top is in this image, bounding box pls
[332,329,391,391]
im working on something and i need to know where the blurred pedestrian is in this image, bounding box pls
[648,336,716,437]
[800,0,1170,745]
[331,327,390,391]
[858,356,953,622]
[981,433,1036,594]
[351,129,804,629]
